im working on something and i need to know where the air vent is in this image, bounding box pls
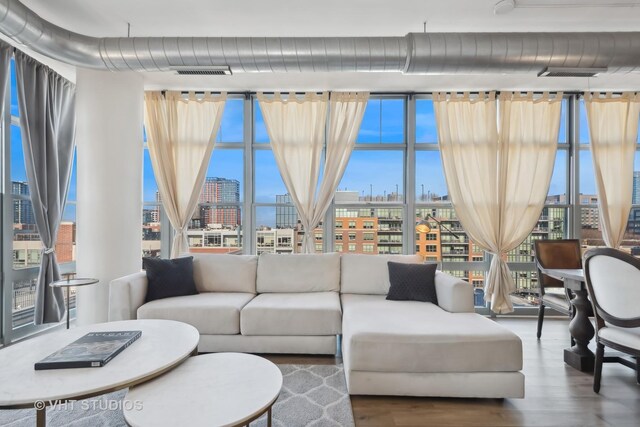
[538,67,607,78]
[170,66,232,76]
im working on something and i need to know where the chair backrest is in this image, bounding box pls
[534,239,582,289]
[584,248,640,328]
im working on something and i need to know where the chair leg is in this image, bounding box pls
[537,304,545,340]
[594,342,605,393]
[636,357,640,385]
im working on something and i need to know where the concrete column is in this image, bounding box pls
[76,70,143,325]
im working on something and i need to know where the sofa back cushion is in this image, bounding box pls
[341,254,423,295]
[257,252,341,293]
[191,254,258,293]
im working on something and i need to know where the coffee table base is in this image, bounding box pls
[231,405,273,427]
[36,408,45,427]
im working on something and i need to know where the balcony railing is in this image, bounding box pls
[12,281,76,328]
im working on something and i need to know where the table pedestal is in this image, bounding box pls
[36,408,45,427]
[564,281,595,372]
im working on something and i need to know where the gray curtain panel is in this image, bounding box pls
[0,41,11,115]
[15,51,76,324]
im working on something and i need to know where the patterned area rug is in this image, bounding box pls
[0,364,354,427]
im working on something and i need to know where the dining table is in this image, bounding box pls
[538,267,595,372]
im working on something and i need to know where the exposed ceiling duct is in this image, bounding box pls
[2,0,640,75]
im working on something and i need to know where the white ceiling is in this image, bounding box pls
[18,0,640,90]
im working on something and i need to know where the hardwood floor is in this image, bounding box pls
[264,317,640,427]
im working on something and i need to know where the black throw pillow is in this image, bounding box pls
[143,256,198,303]
[386,261,438,304]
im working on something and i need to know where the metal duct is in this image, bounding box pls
[2,0,640,75]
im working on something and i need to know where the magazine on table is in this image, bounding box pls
[34,330,142,370]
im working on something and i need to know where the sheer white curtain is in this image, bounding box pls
[584,92,640,249]
[258,92,368,252]
[434,92,562,313]
[144,91,226,257]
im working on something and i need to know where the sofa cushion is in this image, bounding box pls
[137,292,255,335]
[191,254,258,293]
[341,294,522,373]
[241,292,342,336]
[387,262,438,303]
[341,254,422,295]
[256,253,340,293]
[143,256,198,302]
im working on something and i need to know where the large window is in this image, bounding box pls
[187,148,244,254]
[144,93,635,315]
[578,99,640,251]
[253,96,323,254]
[331,98,406,255]
[414,96,569,309]
[142,146,162,258]
[143,96,246,258]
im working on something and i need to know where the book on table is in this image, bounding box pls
[34,330,142,370]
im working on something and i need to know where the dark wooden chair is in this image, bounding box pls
[534,239,582,340]
[584,248,640,393]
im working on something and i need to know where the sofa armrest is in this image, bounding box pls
[108,272,148,321]
[435,271,474,313]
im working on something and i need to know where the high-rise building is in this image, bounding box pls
[275,193,298,228]
[12,181,35,226]
[633,171,640,205]
[579,194,599,230]
[142,209,157,224]
[198,177,241,227]
[628,173,640,237]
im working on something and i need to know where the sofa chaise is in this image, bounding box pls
[340,254,524,398]
[109,253,524,398]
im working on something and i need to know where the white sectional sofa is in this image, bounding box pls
[109,252,524,398]
[340,254,524,398]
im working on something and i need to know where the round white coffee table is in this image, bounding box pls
[0,319,199,427]
[124,353,283,427]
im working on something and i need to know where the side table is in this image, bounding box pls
[50,275,98,329]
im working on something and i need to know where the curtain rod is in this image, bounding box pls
[161,90,628,97]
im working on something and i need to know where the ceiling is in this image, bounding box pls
[17,0,640,90]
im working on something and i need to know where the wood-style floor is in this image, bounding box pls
[265,317,640,427]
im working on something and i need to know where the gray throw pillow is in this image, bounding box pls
[143,256,198,302]
[386,261,438,304]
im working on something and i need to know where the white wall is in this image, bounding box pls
[76,70,143,325]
